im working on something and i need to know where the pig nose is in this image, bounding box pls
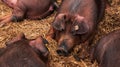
[43,51,49,57]
[56,48,68,56]
[56,42,69,56]
[40,46,49,57]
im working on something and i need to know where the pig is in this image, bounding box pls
[47,0,106,56]
[0,33,49,67]
[0,0,58,26]
[92,29,120,67]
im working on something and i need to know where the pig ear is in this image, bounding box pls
[76,22,89,34]
[6,33,26,46]
[52,14,66,31]
[73,16,89,34]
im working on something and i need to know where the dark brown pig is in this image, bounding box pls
[0,0,58,26]
[47,0,106,56]
[0,33,49,67]
[92,29,120,67]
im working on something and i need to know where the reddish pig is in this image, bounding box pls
[47,0,106,56]
[0,0,58,26]
[0,33,49,67]
[92,29,120,67]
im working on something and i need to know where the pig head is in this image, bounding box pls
[6,33,49,58]
[47,0,106,56]
[0,33,49,67]
[52,14,91,56]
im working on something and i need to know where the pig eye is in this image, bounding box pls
[52,21,65,31]
[42,38,49,44]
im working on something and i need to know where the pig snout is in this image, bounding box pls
[40,46,49,57]
[40,37,49,57]
[56,41,69,56]
[29,36,49,57]
[56,39,74,56]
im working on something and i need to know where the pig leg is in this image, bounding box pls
[38,6,54,19]
[73,35,95,61]
[38,3,58,19]
[89,46,96,63]
[0,15,13,27]
[81,35,96,58]
[0,6,25,27]
[73,41,90,61]
[0,15,11,21]
[30,6,54,20]
[0,14,21,27]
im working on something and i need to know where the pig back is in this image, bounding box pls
[13,0,52,18]
[100,39,120,67]
[93,29,120,67]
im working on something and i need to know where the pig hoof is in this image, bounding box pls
[0,23,6,27]
[56,49,68,56]
[73,55,80,61]
[73,54,87,61]
[53,2,59,10]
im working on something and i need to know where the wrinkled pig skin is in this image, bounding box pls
[92,29,120,67]
[47,0,106,56]
[0,33,49,67]
[0,0,58,26]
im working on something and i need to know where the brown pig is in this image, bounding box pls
[0,0,58,26]
[47,0,106,56]
[92,29,120,67]
[0,33,49,67]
